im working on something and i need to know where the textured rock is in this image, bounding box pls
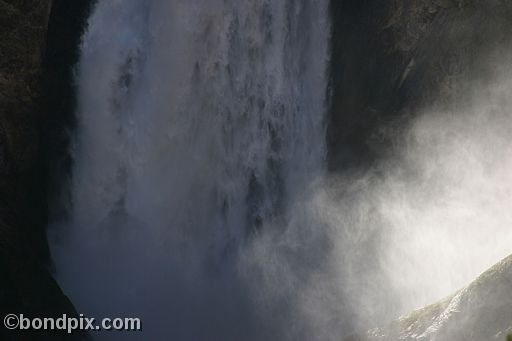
[329,2,512,339]
[0,0,49,249]
[328,0,512,171]
[348,255,512,340]
[0,1,86,340]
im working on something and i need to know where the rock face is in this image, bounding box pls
[43,0,93,219]
[349,255,512,340]
[328,0,512,171]
[329,1,512,339]
[0,1,86,340]
[0,0,50,261]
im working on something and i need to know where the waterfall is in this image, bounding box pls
[51,1,331,340]
[48,1,512,340]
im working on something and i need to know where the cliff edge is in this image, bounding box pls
[0,1,85,340]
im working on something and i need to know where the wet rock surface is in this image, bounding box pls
[348,255,512,341]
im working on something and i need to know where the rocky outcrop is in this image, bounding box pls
[329,2,512,339]
[0,1,87,340]
[328,0,512,171]
[348,255,512,340]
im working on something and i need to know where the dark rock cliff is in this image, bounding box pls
[0,1,89,340]
[329,0,512,338]
[0,0,50,267]
[43,0,94,220]
[328,0,512,171]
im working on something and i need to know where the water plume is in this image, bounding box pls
[49,1,512,339]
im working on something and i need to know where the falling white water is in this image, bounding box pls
[51,1,331,340]
[49,1,512,340]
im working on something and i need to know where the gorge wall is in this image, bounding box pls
[329,0,512,170]
[328,0,512,337]
[0,1,88,340]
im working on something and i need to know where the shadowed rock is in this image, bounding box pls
[0,1,88,340]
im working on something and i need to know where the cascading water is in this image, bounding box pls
[50,1,331,340]
[49,1,512,340]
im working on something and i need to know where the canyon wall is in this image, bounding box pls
[0,1,86,340]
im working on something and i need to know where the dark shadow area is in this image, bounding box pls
[42,0,95,221]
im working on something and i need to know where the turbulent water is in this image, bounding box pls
[49,1,512,341]
[51,1,331,340]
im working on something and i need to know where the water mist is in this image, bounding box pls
[49,1,512,340]
[50,0,332,340]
